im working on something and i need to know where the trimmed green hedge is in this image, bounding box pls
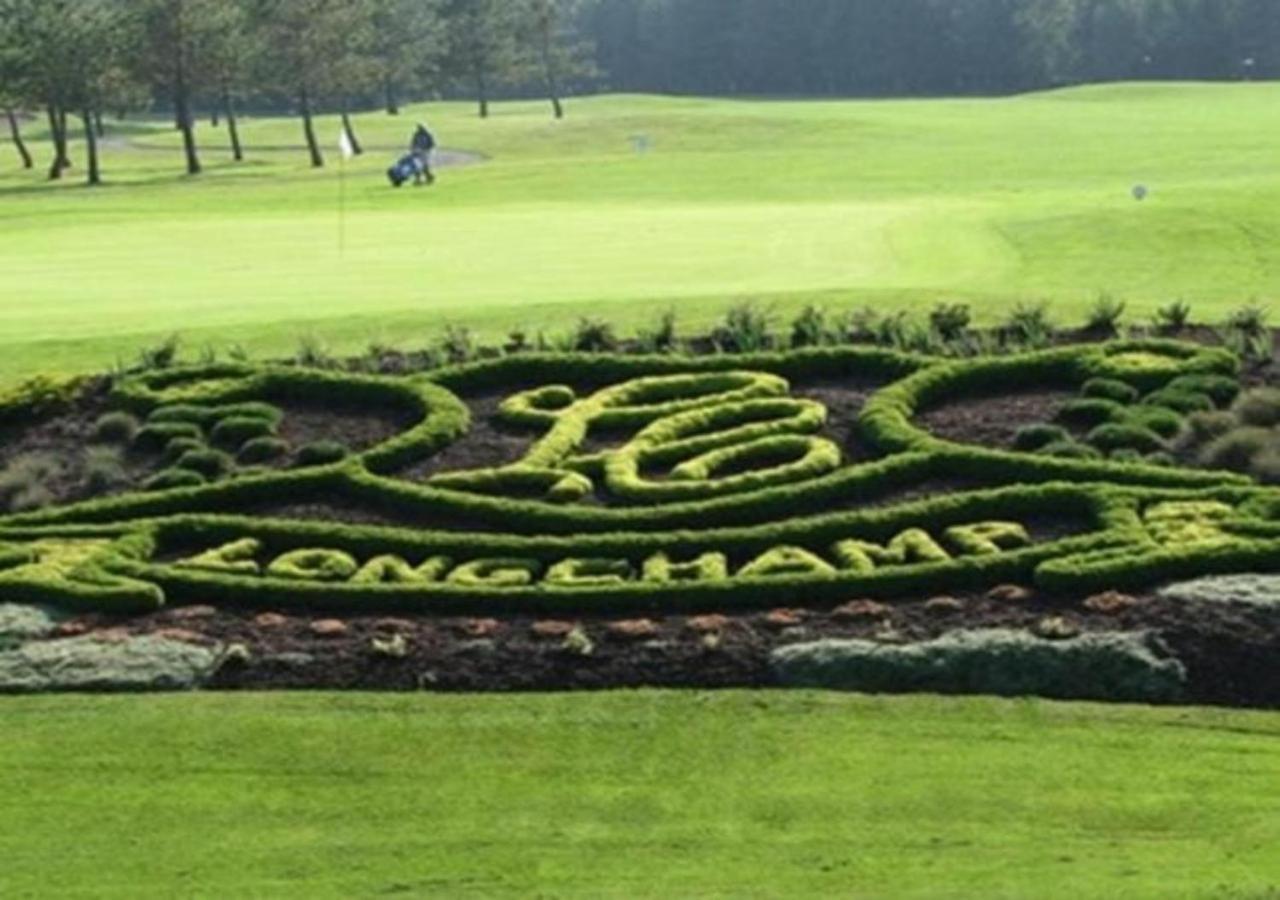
[1,340,1276,616]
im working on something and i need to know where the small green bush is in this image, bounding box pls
[1144,451,1176,467]
[134,422,203,453]
[144,468,207,492]
[91,411,140,445]
[928,303,971,342]
[1056,398,1122,428]
[148,404,217,427]
[1003,301,1054,348]
[635,310,678,354]
[295,440,348,467]
[1197,427,1273,472]
[572,318,619,353]
[1081,378,1139,404]
[1166,374,1240,407]
[1153,300,1192,334]
[1123,405,1184,440]
[237,437,290,465]
[1142,389,1214,415]
[1185,410,1237,444]
[210,416,276,449]
[1012,424,1069,452]
[1086,423,1165,454]
[83,447,128,495]
[1084,294,1126,335]
[1109,448,1143,464]
[1252,449,1280,484]
[0,453,61,512]
[1037,440,1102,460]
[172,448,233,480]
[711,303,773,353]
[1233,388,1280,428]
[790,305,831,349]
[162,436,206,465]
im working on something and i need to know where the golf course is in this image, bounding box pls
[4,79,1280,900]
[3,83,1280,379]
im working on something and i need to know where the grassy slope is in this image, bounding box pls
[1,83,1279,379]
[0,691,1277,898]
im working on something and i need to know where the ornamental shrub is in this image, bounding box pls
[1198,427,1272,472]
[1083,294,1126,335]
[1122,405,1184,440]
[237,437,289,465]
[134,422,203,452]
[83,447,128,495]
[1081,378,1139,404]
[91,411,140,445]
[1085,423,1164,454]
[771,629,1185,703]
[1166,374,1240,407]
[1037,440,1102,460]
[1233,388,1280,428]
[1056,398,1123,429]
[1013,424,1069,452]
[295,441,348,467]
[210,416,276,450]
[1142,389,1214,415]
[173,448,233,480]
[162,437,206,465]
[143,468,206,492]
[1185,411,1237,444]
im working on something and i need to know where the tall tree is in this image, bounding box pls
[369,0,446,115]
[135,0,238,175]
[254,0,372,167]
[520,0,595,118]
[203,0,257,162]
[0,5,34,168]
[446,0,521,118]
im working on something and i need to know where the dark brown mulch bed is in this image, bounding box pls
[915,387,1079,449]
[400,390,538,481]
[275,400,415,461]
[52,589,1280,708]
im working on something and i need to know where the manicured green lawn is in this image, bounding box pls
[0,691,1277,898]
[3,83,1280,380]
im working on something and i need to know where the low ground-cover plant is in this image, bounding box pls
[772,629,1185,703]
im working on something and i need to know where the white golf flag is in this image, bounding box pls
[338,129,355,160]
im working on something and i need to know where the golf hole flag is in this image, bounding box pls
[339,129,355,161]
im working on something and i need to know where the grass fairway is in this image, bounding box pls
[2,83,1280,379]
[0,692,1277,898]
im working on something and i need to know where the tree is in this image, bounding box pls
[203,0,258,162]
[369,0,446,115]
[254,0,373,167]
[135,0,241,175]
[0,5,34,168]
[446,0,521,118]
[520,0,596,118]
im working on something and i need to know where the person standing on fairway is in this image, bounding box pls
[411,123,436,185]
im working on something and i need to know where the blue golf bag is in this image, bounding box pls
[387,152,425,188]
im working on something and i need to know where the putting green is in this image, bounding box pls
[1,83,1278,378]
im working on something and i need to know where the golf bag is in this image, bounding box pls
[387,152,425,188]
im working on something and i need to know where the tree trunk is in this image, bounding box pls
[82,108,100,185]
[300,89,323,167]
[340,106,363,156]
[175,81,202,175]
[93,109,104,138]
[476,66,489,118]
[223,86,243,162]
[211,107,220,127]
[46,104,68,179]
[541,36,564,119]
[384,77,399,115]
[5,108,33,169]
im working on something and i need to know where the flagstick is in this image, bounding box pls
[338,150,346,257]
